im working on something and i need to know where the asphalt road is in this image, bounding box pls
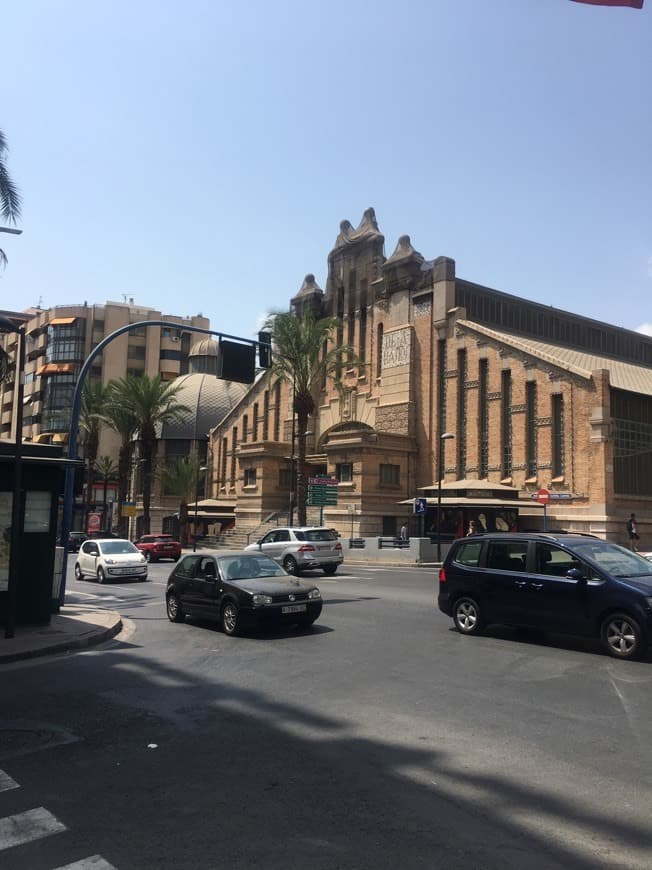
[1,556,651,870]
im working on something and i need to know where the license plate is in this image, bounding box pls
[282,604,307,614]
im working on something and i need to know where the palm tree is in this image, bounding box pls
[264,309,361,526]
[159,457,202,547]
[0,130,22,383]
[0,129,22,270]
[94,455,118,530]
[79,380,110,528]
[110,375,188,535]
[101,394,139,538]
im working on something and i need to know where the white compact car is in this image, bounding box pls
[74,538,148,583]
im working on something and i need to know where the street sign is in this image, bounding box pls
[536,488,551,505]
[413,497,427,515]
[307,477,339,507]
[121,500,137,517]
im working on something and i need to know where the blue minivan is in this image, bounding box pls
[438,533,652,660]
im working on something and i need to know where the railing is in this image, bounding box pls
[378,537,410,549]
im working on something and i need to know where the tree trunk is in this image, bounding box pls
[117,443,133,538]
[296,409,309,526]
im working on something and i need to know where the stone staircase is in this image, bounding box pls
[196,508,327,551]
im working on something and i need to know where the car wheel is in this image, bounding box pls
[221,601,242,636]
[601,612,645,660]
[74,563,83,581]
[97,567,106,584]
[166,592,185,623]
[323,564,338,575]
[283,556,299,575]
[453,596,484,635]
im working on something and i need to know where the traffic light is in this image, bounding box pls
[258,331,272,368]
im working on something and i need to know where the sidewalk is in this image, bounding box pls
[0,603,122,664]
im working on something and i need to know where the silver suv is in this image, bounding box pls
[245,527,343,576]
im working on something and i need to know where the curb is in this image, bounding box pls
[0,615,123,665]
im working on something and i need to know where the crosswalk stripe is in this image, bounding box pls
[0,770,19,793]
[53,855,118,870]
[0,806,66,851]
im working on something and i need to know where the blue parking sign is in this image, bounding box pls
[414,498,427,515]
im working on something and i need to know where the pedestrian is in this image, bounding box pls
[400,522,408,541]
[626,513,640,551]
[467,519,481,536]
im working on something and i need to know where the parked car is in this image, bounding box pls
[74,538,148,583]
[67,531,88,553]
[245,527,343,575]
[166,550,323,635]
[438,532,652,660]
[135,534,182,563]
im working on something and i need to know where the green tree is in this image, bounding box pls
[0,130,22,383]
[79,380,110,528]
[264,309,360,526]
[101,395,139,538]
[0,129,21,270]
[159,456,203,547]
[110,375,188,535]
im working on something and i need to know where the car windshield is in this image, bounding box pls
[571,540,652,578]
[218,554,287,581]
[101,541,139,555]
[295,529,338,542]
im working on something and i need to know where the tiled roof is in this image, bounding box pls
[456,320,652,397]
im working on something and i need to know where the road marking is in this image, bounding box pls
[53,855,118,870]
[0,806,66,851]
[0,770,19,793]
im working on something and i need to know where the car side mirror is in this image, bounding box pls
[566,568,587,583]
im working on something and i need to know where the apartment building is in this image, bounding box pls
[0,299,209,454]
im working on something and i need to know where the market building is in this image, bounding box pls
[206,208,652,548]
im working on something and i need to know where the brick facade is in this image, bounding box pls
[208,209,652,545]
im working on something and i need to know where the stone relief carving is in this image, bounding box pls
[414,297,432,318]
[382,328,412,370]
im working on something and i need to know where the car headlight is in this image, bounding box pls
[105,558,117,564]
[252,593,273,606]
[308,588,321,600]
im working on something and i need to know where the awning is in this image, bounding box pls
[36,363,75,376]
[399,497,544,509]
[52,433,69,443]
[190,511,235,520]
[49,317,77,326]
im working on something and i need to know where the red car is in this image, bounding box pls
[135,534,182,563]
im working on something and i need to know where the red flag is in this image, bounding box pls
[570,0,643,7]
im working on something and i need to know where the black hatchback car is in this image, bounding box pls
[438,533,652,660]
[166,550,323,636]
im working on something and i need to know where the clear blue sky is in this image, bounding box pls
[2,0,651,339]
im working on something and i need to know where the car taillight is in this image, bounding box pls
[438,567,447,582]
[298,544,316,553]
[335,542,342,551]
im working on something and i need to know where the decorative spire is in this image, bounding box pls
[385,234,424,265]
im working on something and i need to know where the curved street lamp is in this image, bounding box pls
[58,321,271,605]
[436,432,455,563]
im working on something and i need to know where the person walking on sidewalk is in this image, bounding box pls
[626,513,640,552]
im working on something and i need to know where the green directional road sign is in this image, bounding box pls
[307,476,339,507]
